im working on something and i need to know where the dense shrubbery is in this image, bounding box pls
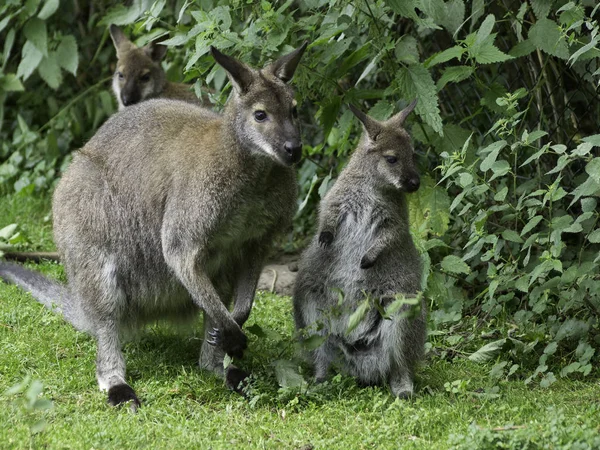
[1,0,599,386]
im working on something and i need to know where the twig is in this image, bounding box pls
[269,269,278,293]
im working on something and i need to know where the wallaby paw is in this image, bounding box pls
[107,384,141,412]
[225,366,250,397]
[318,231,334,247]
[206,327,248,359]
[360,254,376,269]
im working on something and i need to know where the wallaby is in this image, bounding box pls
[293,101,426,398]
[0,42,307,410]
[109,25,210,109]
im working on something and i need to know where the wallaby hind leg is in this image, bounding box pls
[389,370,414,399]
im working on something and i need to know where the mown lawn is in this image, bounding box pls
[1,193,599,449]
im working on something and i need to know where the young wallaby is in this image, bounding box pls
[0,42,307,410]
[293,101,426,398]
[109,25,210,109]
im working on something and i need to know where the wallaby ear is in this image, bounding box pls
[267,41,308,83]
[210,46,254,93]
[109,25,135,58]
[349,104,382,139]
[143,42,168,62]
[388,99,418,128]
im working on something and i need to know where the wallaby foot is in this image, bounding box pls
[389,373,414,399]
[206,326,247,359]
[107,384,141,411]
[225,366,250,396]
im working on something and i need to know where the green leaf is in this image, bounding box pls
[436,65,474,90]
[37,0,59,20]
[17,40,43,80]
[56,35,78,75]
[582,134,600,147]
[441,255,470,274]
[588,229,600,244]
[318,96,341,144]
[479,140,507,171]
[469,339,507,363]
[585,158,600,184]
[472,40,513,64]
[246,323,267,338]
[346,299,370,334]
[502,229,524,244]
[529,18,569,60]
[0,74,24,92]
[318,172,333,198]
[509,39,536,57]
[494,186,507,201]
[100,0,145,26]
[0,223,18,240]
[521,215,543,236]
[530,0,555,20]
[569,177,600,207]
[475,14,495,46]
[395,36,419,64]
[301,334,327,351]
[273,360,306,389]
[24,18,47,56]
[397,64,443,135]
[296,174,318,215]
[489,160,510,181]
[425,46,465,67]
[38,53,62,89]
[209,6,232,30]
[408,175,451,237]
[385,0,419,20]
[2,28,15,70]
[442,0,465,36]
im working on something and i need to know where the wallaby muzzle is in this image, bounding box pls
[404,174,420,193]
[282,139,302,165]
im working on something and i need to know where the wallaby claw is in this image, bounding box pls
[206,326,247,359]
[318,231,334,247]
[206,327,220,346]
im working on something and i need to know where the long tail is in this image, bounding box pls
[0,262,89,332]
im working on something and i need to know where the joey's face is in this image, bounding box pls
[237,80,302,167]
[370,128,420,193]
[113,50,166,109]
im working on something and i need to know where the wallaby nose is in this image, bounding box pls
[284,141,302,164]
[121,95,133,106]
[406,177,420,193]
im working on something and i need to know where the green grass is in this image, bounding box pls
[1,193,599,449]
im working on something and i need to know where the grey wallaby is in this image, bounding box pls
[293,101,426,398]
[0,42,307,410]
[109,25,211,109]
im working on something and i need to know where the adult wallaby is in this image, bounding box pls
[109,25,210,109]
[0,42,307,410]
[293,101,426,398]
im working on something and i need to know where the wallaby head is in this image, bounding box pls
[210,43,308,167]
[109,25,168,108]
[349,100,420,193]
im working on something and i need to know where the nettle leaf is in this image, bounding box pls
[585,158,600,183]
[442,0,466,36]
[530,0,555,20]
[24,18,48,56]
[472,39,513,64]
[588,229,600,244]
[38,52,62,89]
[395,36,419,64]
[502,229,524,244]
[582,134,600,147]
[0,74,24,92]
[569,177,600,207]
[425,45,465,67]
[475,14,495,46]
[273,359,306,389]
[509,39,536,58]
[408,175,451,237]
[479,140,507,171]
[17,41,43,80]
[346,299,370,334]
[529,18,569,60]
[436,65,474,90]
[521,215,544,236]
[37,0,59,20]
[56,35,78,75]
[397,64,443,135]
[489,160,510,181]
[385,0,419,20]
[469,339,507,363]
[441,255,470,274]
[368,100,395,121]
[318,96,341,144]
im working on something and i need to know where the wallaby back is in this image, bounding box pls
[293,101,426,398]
[109,25,210,109]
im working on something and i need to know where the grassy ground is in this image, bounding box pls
[1,193,599,449]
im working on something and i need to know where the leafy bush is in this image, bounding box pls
[1,0,599,385]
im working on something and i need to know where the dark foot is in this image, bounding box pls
[318,231,333,247]
[225,366,250,396]
[206,326,248,359]
[107,384,141,412]
[360,254,375,269]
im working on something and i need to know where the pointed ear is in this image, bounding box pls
[388,99,417,128]
[210,46,254,93]
[267,41,308,83]
[109,25,135,58]
[349,104,382,139]
[143,42,168,62]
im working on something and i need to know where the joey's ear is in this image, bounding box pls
[349,104,382,139]
[211,46,254,93]
[109,25,135,57]
[387,99,417,128]
[267,41,308,83]
[143,42,168,62]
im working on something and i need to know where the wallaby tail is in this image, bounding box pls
[0,262,88,332]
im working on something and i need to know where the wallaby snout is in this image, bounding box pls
[283,139,302,164]
[404,174,420,193]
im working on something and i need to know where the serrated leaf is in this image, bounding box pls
[441,255,470,274]
[408,175,450,236]
[273,360,306,389]
[24,18,47,56]
[475,14,495,46]
[531,0,555,20]
[470,0,484,30]
[425,46,465,67]
[346,299,370,334]
[494,186,507,201]
[502,229,524,243]
[301,334,327,351]
[546,154,571,174]
[100,0,145,26]
[509,39,535,57]
[385,0,419,20]
[56,35,78,75]
[479,140,507,171]
[17,41,43,80]
[395,36,419,64]
[588,229,600,244]
[436,65,474,90]
[397,64,443,134]
[521,215,543,236]
[582,134,600,147]
[355,52,382,86]
[469,339,507,363]
[569,176,600,207]
[489,160,510,181]
[473,41,513,64]
[209,5,232,30]
[443,0,465,36]
[38,0,59,19]
[585,158,600,183]
[529,18,569,59]
[38,53,62,89]
[368,100,395,121]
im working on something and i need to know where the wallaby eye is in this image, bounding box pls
[385,156,398,165]
[117,72,124,80]
[254,110,268,122]
[140,73,151,83]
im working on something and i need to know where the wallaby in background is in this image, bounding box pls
[293,101,426,398]
[0,42,307,410]
[109,25,210,109]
